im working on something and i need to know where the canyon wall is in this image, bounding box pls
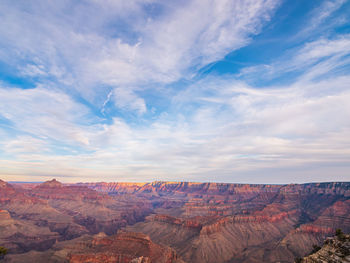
[1,179,350,263]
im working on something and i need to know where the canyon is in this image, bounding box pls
[0,179,349,262]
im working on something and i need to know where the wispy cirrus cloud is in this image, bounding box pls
[0,0,349,183]
[0,87,92,146]
[296,0,347,37]
[1,40,349,183]
[0,0,279,109]
[239,34,350,84]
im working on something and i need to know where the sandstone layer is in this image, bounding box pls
[1,179,349,263]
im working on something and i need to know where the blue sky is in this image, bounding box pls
[0,0,349,183]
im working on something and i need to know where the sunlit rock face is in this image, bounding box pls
[1,179,350,263]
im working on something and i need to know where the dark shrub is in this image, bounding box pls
[0,246,8,259]
[335,228,345,241]
[310,244,321,254]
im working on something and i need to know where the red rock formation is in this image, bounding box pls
[0,179,45,205]
[152,214,204,229]
[85,181,283,198]
[38,179,62,188]
[2,179,350,263]
[28,180,153,236]
[32,179,109,201]
[0,209,11,220]
[67,232,184,263]
[0,205,60,254]
[77,182,147,194]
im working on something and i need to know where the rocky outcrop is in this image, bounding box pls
[37,179,63,188]
[32,179,109,201]
[298,233,350,262]
[0,179,8,188]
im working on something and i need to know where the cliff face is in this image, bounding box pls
[0,179,45,205]
[82,181,350,196]
[125,182,350,263]
[31,180,153,236]
[0,180,64,253]
[83,181,283,196]
[127,208,302,263]
[0,179,152,253]
[0,207,60,254]
[32,179,110,201]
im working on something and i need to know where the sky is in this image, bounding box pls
[0,0,350,184]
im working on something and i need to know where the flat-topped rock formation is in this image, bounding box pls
[36,179,63,188]
[82,181,350,196]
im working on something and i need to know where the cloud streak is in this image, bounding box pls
[0,0,349,183]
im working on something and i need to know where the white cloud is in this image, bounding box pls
[0,0,279,106]
[139,0,279,78]
[112,88,147,115]
[239,34,350,83]
[302,0,346,34]
[0,0,349,183]
[0,87,92,146]
[296,36,350,62]
[2,70,349,183]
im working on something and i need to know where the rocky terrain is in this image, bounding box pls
[298,232,350,262]
[4,231,184,263]
[0,179,152,253]
[1,179,350,262]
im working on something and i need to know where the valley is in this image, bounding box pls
[1,179,349,262]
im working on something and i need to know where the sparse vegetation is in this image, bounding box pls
[335,228,345,241]
[294,256,302,263]
[0,246,8,259]
[310,244,321,254]
[301,232,350,262]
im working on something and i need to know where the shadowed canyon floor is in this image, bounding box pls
[1,179,350,262]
